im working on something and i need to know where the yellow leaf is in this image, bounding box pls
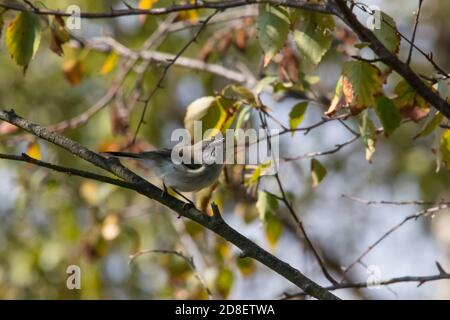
[80,180,98,205]
[139,0,158,9]
[138,0,158,23]
[62,59,84,86]
[101,214,121,241]
[440,130,450,170]
[178,10,199,23]
[100,51,118,75]
[26,141,41,160]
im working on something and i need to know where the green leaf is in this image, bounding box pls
[256,190,279,221]
[293,11,334,66]
[372,11,400,75]
[358,110,377,162]
[311,158,327,188]
[6,12,41,71]
[256,190,283,248]
[256,4,290,67]
[342,61,383,114]
[372,11,400,53]
[440,130,450,170]
[221,84,255,104]
[264,213,283,249]
[216,268,234,298]
[288,101,308,135]
[245,161,273,187]
[374,95,401,137]
[254,76,278,94]
[236,257,256,277]
[415,112,443,139]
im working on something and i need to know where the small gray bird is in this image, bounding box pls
[104,136,224,194]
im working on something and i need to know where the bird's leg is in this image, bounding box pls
[172,188,196,210]
[161,182,168,198]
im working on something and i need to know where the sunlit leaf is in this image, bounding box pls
[101,214,121,241]
[325,75,344,117]
[256,4,290,67]
[288,101,308,135]
[358,110,377,163]
[374,95,401,137]
[138,0,159,23]
[100,51,119,75]
[26,141,41,160]
[244,161,273,187]
[62,59,84,86]
[256,190,278,221]
[6,12,41,72]
[293,11,334,66]
[311,158,326,188]
[184,96,237,138]
[341,61,383,114]
[440,130,450,170]
[415,112,443,139]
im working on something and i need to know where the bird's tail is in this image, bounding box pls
[103,151,143,159]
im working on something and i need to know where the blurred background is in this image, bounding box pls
[0,0,450,299]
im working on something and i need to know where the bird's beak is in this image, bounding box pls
[210,137,224,147]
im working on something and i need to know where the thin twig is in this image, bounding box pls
[283,261,450,298]
[258,109,338,285]
[132,10,219,145]
[342,204,450,277]
[406,0,424,66]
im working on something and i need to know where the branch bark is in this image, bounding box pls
[0,108,339,300]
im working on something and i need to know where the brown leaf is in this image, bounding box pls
[278,46,299,83]
[49,16,69,56]
[198,40,214,62]
[400,104,430,122]
[62,59,84,85]
[218,33,233,55]
[234,28,247,52]
[334,26,357,46]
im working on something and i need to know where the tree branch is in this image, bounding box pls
[0,108,338,300]
[0,0,331,19]
[284,262,450,298]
